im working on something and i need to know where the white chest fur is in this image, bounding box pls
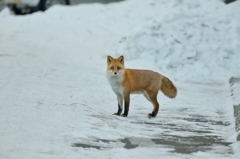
[106,71,124,96]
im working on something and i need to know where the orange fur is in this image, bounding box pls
[161,77,177,98]
[106,55,177,118]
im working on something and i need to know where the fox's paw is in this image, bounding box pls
[148,113,156,118]
[121,114,128,117]
[113,113,120,116]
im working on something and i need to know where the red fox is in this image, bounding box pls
[106,55,177,118]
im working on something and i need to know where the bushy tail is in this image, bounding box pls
[161,76,177,98]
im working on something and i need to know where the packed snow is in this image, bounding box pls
[0,0,240,159]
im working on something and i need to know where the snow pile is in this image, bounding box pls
[9,0,224,38]
[110,0,240,79]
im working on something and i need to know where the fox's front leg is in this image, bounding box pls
[113,95,123,115]
[121,93,130,117]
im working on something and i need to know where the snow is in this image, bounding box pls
[109,0,240,79]
[0,0,240,158]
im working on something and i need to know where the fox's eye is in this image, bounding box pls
[110,66,114,70]
[117,66,121,70]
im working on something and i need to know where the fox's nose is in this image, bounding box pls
[114,72,117,75]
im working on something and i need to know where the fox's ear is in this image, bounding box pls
[118,55,124,64]
[107,56,113,64]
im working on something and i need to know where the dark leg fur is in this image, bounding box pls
[114,104,122,115]
[121,94,130,117]
[147,93,159,118]
[148,113,156,118]
[121,101,129,117]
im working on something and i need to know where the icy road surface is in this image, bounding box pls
[0,38,238,159]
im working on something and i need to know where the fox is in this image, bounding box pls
[106,55,177,118]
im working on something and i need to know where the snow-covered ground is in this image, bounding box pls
[0,0,240,158]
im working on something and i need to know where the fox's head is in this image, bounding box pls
[107,55,125,76]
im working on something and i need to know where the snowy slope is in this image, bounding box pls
[0,0,240,159]
[109,0,240,79]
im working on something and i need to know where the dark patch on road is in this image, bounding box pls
[120,138,138,149]
[72,143,101,149]
[152,135,232,154]
[72,138,138,150]
[72,135,232,154]
[229,77,240,85]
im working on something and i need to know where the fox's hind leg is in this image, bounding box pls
[144,91,159,118]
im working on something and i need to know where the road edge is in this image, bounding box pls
[229,77,240,141]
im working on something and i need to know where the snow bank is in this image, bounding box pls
[109,0,240,79]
